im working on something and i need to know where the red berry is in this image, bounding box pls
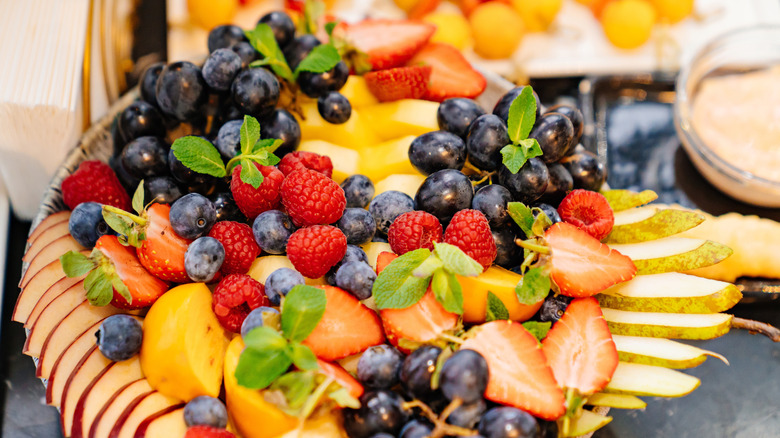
[557,189,614,241]
[230,163,285,220]
[208,221,261,275]
[364,65,431,102]
[443,209,496,271]
[185,425,236,438]
[286,225,347,278]
[278,151,333,178]
[212,274,269,333]
[387,211,442,255]
[280,169,346,227]
[61,160,131,211]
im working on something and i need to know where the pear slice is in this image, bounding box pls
[605,208,705,244]
[586,393,646,409]
[612,334,728,369]
[609,238,732,275]
[597,272,742,313]
[602,308,732,340]
[604,362,700,397]
[561,409,612,437]
[603,189,658,212]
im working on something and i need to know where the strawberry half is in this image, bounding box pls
[408,42,487,102]
[136,203,192,283]
[302,286,385,361]
[542,297,618,396]
[375,251,399,274]
[317,359,365,399]
[545,222,636,298]
[462,320,566,420]
[364,65,432,102]
[557,189,615,241]
[338,19,436,71]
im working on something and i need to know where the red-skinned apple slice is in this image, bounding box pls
[20,235,84,288]
[60,346,114,436]
[89,379,154,438]
[27,211,71,243]
[108,391,183,438]
[27,280,86,332]
[25,292,88,358]
[46,319,103,402]
[71,356,144,438]
[26,275,87,329]
[23,221,71,262]
[133,406,187,438]
[12,250,87,324]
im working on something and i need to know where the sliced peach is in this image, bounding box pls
[89,379,154,438]
[27,211,71,243]
[46,320,104,403]
[23,221,71,262]
[109,391,182,438]
[13,250,87,324]
[20,235,84,288]
[26,275,86,329]
[25,282,87,357]
[458,266,544,323]
[133,406,187,438]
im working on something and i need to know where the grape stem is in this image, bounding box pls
[401,399,479,437]
[731,317,780,342]
[515,239,550,255]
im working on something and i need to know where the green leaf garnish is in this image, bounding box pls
[434,242,483,277]
[251,138,284,155]
[300,0,325,35]
[431,269,463,314]
[288,343,320,371]
[235,347,292,389]
[246,23,294,82]
[325,21,338,39]
[522,320,551,342]
[131,182,145,215]
[412,255,444,278]
[507,202,534,236]
[294,44,341,78]
[270,371,315,410]
[500,138,543,174]
[281,285,327,342]
[486,291,509,321]
[515,267,550,305]
[328,387,360,409]
[239,159,264,190]
[507,86,537,143]
[530,207,553,237]
[373,248,432,310]
[244,325,289,351]
[240,114,261,156]
[171,136,227,178]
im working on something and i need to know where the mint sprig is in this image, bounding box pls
[501,86,543,173]
[523,321,551,343]
[373,248,432,310]
[486,291,509,322]
[294,44,341,78]
[281,284,327,342]
[60,249,132,306]
[515,266,550,305]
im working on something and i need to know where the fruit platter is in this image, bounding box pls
[8,5,780,438]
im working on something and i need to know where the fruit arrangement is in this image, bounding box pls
[13,6,779,438]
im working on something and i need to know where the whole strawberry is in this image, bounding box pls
[280,169,346,227]
[287,225,347,278]
[230,163,285,220]
[208,221,261,275]
[278,151,333,178]
[444,209,497,271]
[212,274,270,333]
[62,160,131,211]
[388,210,443,255]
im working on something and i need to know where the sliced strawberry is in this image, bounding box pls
[409,0,441,19]
[542,297,618,396]
[364,65,431,102]
[462,320,566,420]
[380,289,459,354]
[408,42,487,102]
[303,286,385,361]
[95,235,169,309]
[545,222,636,298]
[557,189,615,241]
[136,203,192,283]
[376,251,398,274]
[317,359,364,399]
[339,19,436,70]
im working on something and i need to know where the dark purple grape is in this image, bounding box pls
[283,34,321,70]
[258,11,295,48]
[168,148,214,187]
[538,162,573,206]
[202,48,242,91]
[260,109,301,157]
[215,119,242,161]
[155,61,208,121]
[415,169,473,224]
[408,131,467,175]
[231,68,280,120]
[499,157,549,204]
[400,345,441,400]
[230,42,259,69]
[493,86,541,126]
[472,184,512,228]
[478,406,539,438]
[357,345,404,389]
[343,390,408,437]
[530,112,574,163]
[546,103,583,144]
[439,350,488,404]
[207,25,247,53]
[466,114,510,171]
[144,176,183,204]
[399,420,433,438]
[139,62,164,108]
[209,191,246,223]
[121,136,169,179]
[118,101,166,143]
[317,91,352,124]
[437,97,485,140]
[559,150,606,191]
[298,61,349,98]
[492,227,522,269]
[446,399,486,429]
[532,203,562,224]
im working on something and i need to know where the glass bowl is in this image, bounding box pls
[674,25,780,207]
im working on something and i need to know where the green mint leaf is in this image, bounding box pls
[281,285,327,342]
[239,159,265,189]
[251,138,283,155]
[434,242,482,277]
[518,137,543,160]
[246,24,294,82]
[486,291,509,322]
[84,268,113,306]
[60,251,94,277]
[515,267,550,305]
[328,387,360,409]
[270,371,315,410]
[171,136,227,178]
[412,255,443,278]
[244,325,289,351]
[431,269,463,315]
[287,343,319,371]
[507,86,537,142]
[131,182,144,215]
[294,44,341,78]
[500,144,526,174]
[530,207,553,236]
[507,202,534,236]
[302,0,325,34]
[235,348,293,389]
[325,21,338,38]
[110,275,132,305]
[522,321,551,343]
[240,115,261,156]
[373,248,432,309]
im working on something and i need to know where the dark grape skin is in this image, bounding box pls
[298,61,349,98]
[400,346,441,401]
[118,101,166,144]
[317,91,352,124]
[492,227,522,269]
[538,162,573,206]
[231,68,281,120]
[121,136,169,179]
[466,114,510,171]
[343,390,409,438]
[258,11,296,48]
[472,184,513,228]
[399,420,433,438]
[408,131,467,175]
[478,406,539,438]
[207,25,247,53]
[209,191,247,223]
[493,86,542,125]
[414,169,474,224]
[529,112,575,163]
[144,176,183,204]
[546,103,583,145]
[539,292,572,323]
[437,97,486,140]
[260,109,301,157]
[168,148,214,187]
[499,157,550,205]
[202,48,242,92]
[155,61,208,122]
[559,150,606,192]
[283,34,321,70]
[532,203,562,224]
[231,42,259,69]
[139,62,164,108]
[438,350,489,404]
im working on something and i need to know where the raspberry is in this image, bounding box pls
[557,189,614,240]
[185,425,236,438]
[280,169,346,227]
[443,209,497,271]
[230,163,284,220]
[278,151,333,178]
[286,225,347,278]
[388,211,443,255]
[62,160,131,211]
[208,221,261,275]
[212,274,270,333]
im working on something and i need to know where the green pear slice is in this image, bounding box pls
[603,189,658,212]
[561,410,612,437]
[602,308,732,340]
[586,393,646,409]
[612,334,728,369]
[605,208,705,244]
[597,272,742,313]
[609,238,732,275]
[604,362,700,397]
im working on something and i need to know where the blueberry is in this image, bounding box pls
[408,131,467,175]
[439,349,489,404]
[343,390,408,437]
[184,395,228,428]
[532,203,562,224]
[231,41,259,69]
[472,184,512,228]
[260,109,301,157]
[283,34,321,70]
[252,210,296,254]
[338,208,376,245]
[437,97,485,140]
[215,119,242,161]
[69,202,115,248]
[539,419,560,438]
[559,150,606,192]
[96,315,143,361]
[499,157,549,204]
[258,11,296,48]
[207,25,247,53]
[232,68,281,120]
[478,406,539,438]
[335,261,376,300]
[546,103,583,144]
[414,169,473,224]
[539,292,571,323]
[118,101,165,143]
[357,344,404,389]
[399,420,433,438]
[265,268,305,306]
[369,191,415,235]
[210,191,247,223]
[297,61,349,98]
[139,62,164,108]
[341,175,375,208]
[493,86,541,126]
[170,193,217,239]
[202,48,242,91]
[144,176,183,204]
[121,136,169,179]
[317,91,352,124]
[155,61,208,121]
[241,306,281,336]
[539,162,573,206]
[327,244,369,285]
[185,236,225,282]
[446,399,486,429]
[466,114,510,171]
[400,345,441,400]
[529,112,575,163]
[492,228,522,269]
[369,435,395,438]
